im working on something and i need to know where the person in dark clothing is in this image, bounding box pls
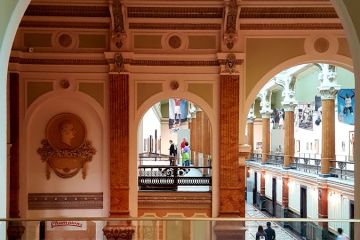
[265,222,276,240]
[256,225,266,240]
[169,140,176,156]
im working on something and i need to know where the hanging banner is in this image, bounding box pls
[295,103,313,130]
[169,98,188,129]
[337,89,355,125]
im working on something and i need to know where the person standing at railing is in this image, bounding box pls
[182,142,190,167]
[169,140,177,165]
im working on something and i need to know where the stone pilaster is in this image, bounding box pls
[7,72,25,240]
[218,74,242,217]
[103,72,134,240]
[318,182,329,239]
[318,64,339,175]
[282,175,289,209]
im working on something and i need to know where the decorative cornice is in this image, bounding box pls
[28,192,103,209]
[24,5,110,17]
[240,23,343,30]
[129,23,221,30]
[10,57,107,65]
[10,56,239,67]
[20,21,110,29]
[240,7,338,18]
[127,7,223,18]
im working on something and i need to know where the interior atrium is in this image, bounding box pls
[1,0,360,240]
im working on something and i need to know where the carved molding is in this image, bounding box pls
[127,7,223,18]
[240,23,343,30]
[24,5,110,17]
[103,224,135,240]
[129,23,221,30]
[20,21,110,29]
[240,7,338,19]
[28,192,103,209]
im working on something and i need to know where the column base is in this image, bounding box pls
[103,222,135,240]
[7,221,25,240]
[214,221,246,240]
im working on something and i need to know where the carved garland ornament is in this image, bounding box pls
[37,113,96,179]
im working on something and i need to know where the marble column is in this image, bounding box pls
[275,76,297,168]
[318,64,339,176]
[318,182,329,239]
[247,104,256,154]
[259,90,272,164]
[103,73,134,240]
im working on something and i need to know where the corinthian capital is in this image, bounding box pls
[318,64,340,100]
[258,90,272,118]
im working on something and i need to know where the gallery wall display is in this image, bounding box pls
[337,89,355,125]
[295,104,314,130]
[37,113,96,179]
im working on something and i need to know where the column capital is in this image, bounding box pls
[103,223,135,240]
[258,89,273,118]
[282,102,297,112]
[318,64,340,100]
[247,104,256,122]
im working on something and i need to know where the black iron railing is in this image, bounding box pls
[291,156,321,174]
[138,165,212,191]
[330,160,354,180]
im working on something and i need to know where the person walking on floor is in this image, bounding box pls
[256,225,266,240]
[265,222,276,240]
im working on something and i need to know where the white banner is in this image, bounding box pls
[47,221,87,231]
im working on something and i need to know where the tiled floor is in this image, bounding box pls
[245,203,301,240]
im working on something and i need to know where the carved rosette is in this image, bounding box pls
[103,224,135,240]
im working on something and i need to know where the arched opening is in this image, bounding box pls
[245,62,355,239]
[136,98,213,217]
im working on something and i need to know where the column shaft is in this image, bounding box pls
[321,99,335,175]
[247,121,254,153]
[261,118,270,163]
[284,111,294,167]
[219,75,243,216]
[109,73,130,217]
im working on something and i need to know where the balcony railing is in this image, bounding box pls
[247,153,354,180]
[330,160,354,180]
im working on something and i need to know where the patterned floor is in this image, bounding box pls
[245,203,301,240]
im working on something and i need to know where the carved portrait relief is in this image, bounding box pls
[38,113,96,179]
